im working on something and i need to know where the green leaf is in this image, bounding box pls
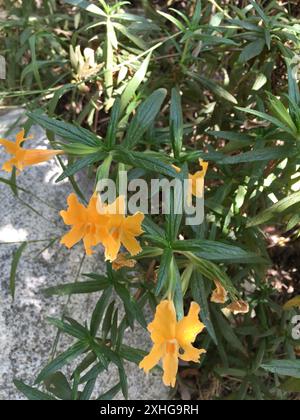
[79,361,106,384]
[173,258,184,320]
[191,271,218,345]
[157,10,186,32]
[97,383,121,400]
[267,93,298,134]
[102,301,116,339]
[261,360,300,378]
[170,88,183,158]
[47,317,87,340]
[35,341,89,384]
[64,0,106,17]
[239,38,265,63]
[156,248,173,295]
[183,252,239,300]
[249,0,269,23]
[212,307,247,356]
[286,57,300,107]
[90,287,113,337]
[28,35,43,89]
[10,167,18,196]
[89,340,109,370]
[247,191,300,227]
[252,73,267,91]
[235,107,296,137]
[114,283,146,328]
[27,112,102,147]
[118,364,128,400]
[120,53,151,113]
[208,131,253,143]
[142,216,166,240]
[173,239,263,263]
[166,178,185,241]
[80,378,97,400]
[189,72,237,104]
[10,242,27,300]
[113,147,177,178]
[44,372,72,400]
[106,97,121,148]
[123,89,167,148]
[218,146,295,164]
[119,345,148,364]
[43,279,110,297]
[56,152,106,182]
[14,379,56,401]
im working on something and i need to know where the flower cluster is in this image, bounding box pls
[60,193,144,262]
[0,129,247,389]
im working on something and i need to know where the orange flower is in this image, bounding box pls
[172,160,208,203]
[189,159,208,198]
[60,193,110,256]
[0,129,62,173]
[226,300,249,315]
[112,253,137,271]
[211,280,228,304]
[97,196,144,262]
[139,300,206,387]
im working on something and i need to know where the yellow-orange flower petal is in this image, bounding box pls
[60,193,110,255]
[139,344,163,373]
[226,300,249,314]
[148,300,177,344]
[21,149,62,166]
[112,253,137,271]
[162,348,178,388]
[0,129,62,173]
[139,300,205,388]
[189,159,208,198]
[97,195,144,262]
[211,280,228,304]
[176,302,205,362]
[61,226,85,249]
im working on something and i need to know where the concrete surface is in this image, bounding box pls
[0,109,169,400]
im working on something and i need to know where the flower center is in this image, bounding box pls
[166,339,177,354]
[85,223,94,234]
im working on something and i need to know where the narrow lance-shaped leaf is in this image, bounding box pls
[97,383,121,400]
[235,107,297,137]
[247,191,300,227]
[170,88,183,158]
[56,152,107,183]
[10,242,27,300]
[90,287,113,337]
[120,53,151,114]
[35,341,89,384]
[14,379,56,401]
[261,360,300,379]
[43,278,110,297]
[27,112,102,147]
[64,0,106,16]
[123,89,167,148]
[106,97,121,148]
[156,248,173,295]
[191,271,218,345]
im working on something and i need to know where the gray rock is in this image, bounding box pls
[0,110,169,400]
